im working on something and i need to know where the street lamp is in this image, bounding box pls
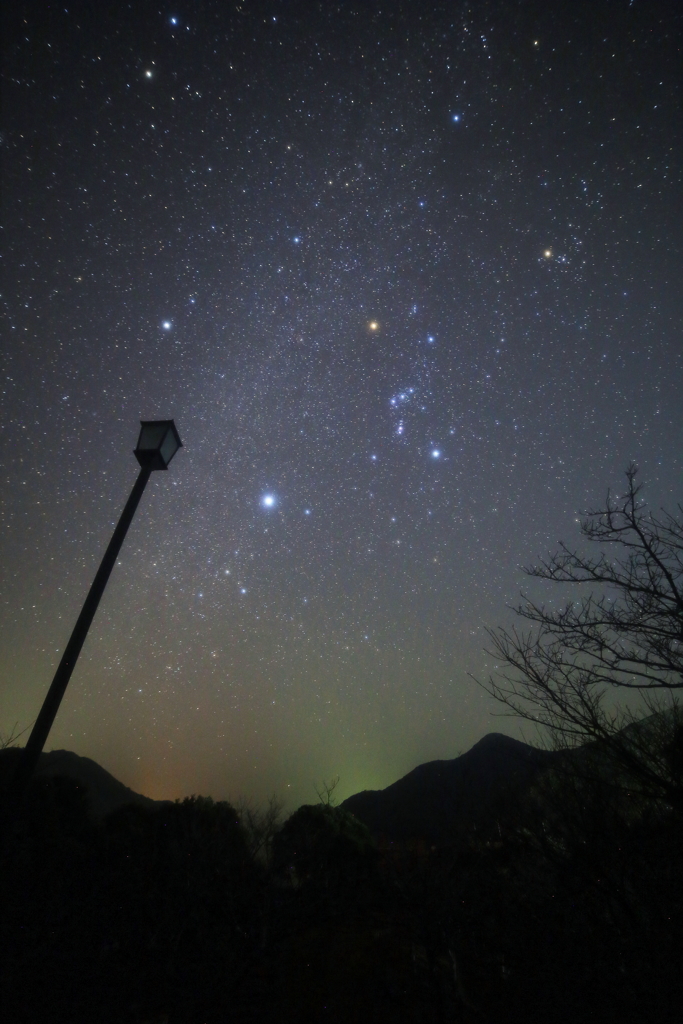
[8,419,183,809]
[134,419,182,470]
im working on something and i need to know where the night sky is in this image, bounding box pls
[2,0,682,810]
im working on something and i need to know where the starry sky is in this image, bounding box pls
[2,0,682,810]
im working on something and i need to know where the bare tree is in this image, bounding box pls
[0,723,31,750]
[235,794,284,861]
[480,466,683,806]
[314,776,340,807]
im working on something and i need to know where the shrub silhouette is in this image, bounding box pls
[0,789,264,1022]
[100,797,262,1008]
[272,803,376,891]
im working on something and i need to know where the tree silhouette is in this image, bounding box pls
[470,468,683,1021]
[481,465,683,805]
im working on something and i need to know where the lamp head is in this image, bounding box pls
[134,420,183,470]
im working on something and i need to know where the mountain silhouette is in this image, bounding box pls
[0,747,165,818]
[341,733,558,843]
[1,733,558,834]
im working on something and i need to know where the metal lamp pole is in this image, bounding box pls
[8,420,182,810]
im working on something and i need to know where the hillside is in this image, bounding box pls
[0,747,164,818]
[341,732,558,842]
[1,733,559,835]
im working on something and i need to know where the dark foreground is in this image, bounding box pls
[1,767,681,1024]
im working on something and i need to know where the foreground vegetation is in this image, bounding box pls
[1,738,681,1024]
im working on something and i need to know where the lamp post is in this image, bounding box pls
[8,420,182,808]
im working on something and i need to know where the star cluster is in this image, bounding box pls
[1,0,681,808]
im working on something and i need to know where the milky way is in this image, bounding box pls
[2,0,681,808]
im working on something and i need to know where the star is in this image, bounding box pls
[261,494,276,508]
[161,321,172,330]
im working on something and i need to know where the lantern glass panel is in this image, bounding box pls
[137,422,167,453]
[160,428,181,467]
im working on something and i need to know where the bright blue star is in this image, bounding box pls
[451,114,461,122]
[162,321,172,330]
[261,494,276,508]
[431,449,441,459]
